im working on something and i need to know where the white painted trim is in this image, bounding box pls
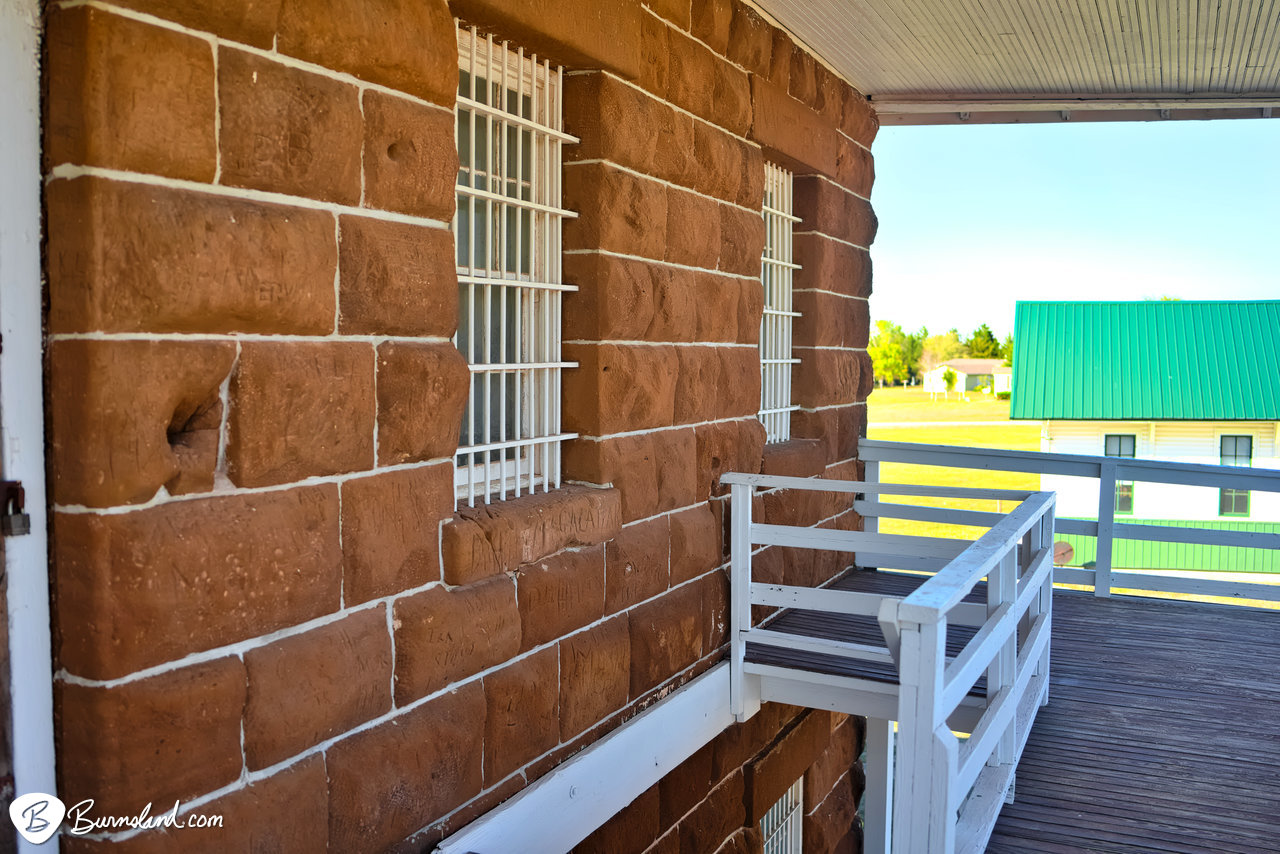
[434,661,755,854]
[0,3,59,850]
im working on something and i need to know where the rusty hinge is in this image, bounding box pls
[2,481,31,537]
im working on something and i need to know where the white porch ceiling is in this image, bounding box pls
[754,0,1280,124]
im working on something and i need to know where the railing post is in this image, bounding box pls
[894,617,952,854]
[1095,461,1116,597]
[864,459,880,536]
[864,718,895,854]
[729,481,752,721]
[988,550,1017,767]
[1040,501,1054,705]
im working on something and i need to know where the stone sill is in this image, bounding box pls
[442,484,622,586]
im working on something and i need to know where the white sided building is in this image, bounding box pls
[1011,300,1280,571]
[922,358,1007,395]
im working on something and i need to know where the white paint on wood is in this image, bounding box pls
[0,5,59,850]
[864,718,895,854]
[435,662,749,854]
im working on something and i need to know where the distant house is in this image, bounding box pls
[923,358,1006,395]
[1011,300,1280,571]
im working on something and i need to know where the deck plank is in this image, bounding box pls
[986,589,1280,852]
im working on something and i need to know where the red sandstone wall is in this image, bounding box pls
[42,0,877,851]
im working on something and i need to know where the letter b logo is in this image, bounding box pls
[9,793,65,845]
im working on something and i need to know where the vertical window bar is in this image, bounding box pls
[759,162,801,444]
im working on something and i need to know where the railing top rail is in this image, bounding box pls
[861,438,1280,493]
[719,471,1033,501]
[899,491,1055,623]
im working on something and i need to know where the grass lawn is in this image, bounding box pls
[867,386,1012,423]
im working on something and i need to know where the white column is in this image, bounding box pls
[863,717,895,854]
[0,2,59,851]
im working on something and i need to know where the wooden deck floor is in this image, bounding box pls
[986,589,1280,853]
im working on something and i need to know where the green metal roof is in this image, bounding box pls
[1010,301,1280,420]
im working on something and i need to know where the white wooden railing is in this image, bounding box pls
[862,439,1280,602]
[722,473,1056,854]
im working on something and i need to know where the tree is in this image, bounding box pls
[920,329,966,373]
[868,320,909,386]
[943,368,957,398]
[965,324,1001,359]
[904,327,927,383]
[1001,333,1014,366]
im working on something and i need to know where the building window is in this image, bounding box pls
[760,777,803,854]
[758,162,801,443]
[1220,435,1252,517]
[1104,434,1135,515]
[454,26,578,506]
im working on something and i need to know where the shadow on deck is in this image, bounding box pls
[986,590,1280,853]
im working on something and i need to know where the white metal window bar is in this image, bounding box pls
[454,26,579,506]
[759,162,801,443]
[760,777,804,854]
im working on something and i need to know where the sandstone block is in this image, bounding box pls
[575,783,659,854]
[48,340,234,507]
[694,418,765,500]
[58,658,246,816]
[45,8,214,180]
[666,187,722,269]
[658,743,713,829]
[804,718,859,811]
[803,772,860,854]
[678,768,746,853]
[788,44,818,107]
[669,503,723,584]
[80,755,330,853]
[794,175,878,248]
[227,342,375,486]
[564,254,697,343]
[717,346,762,418]
[445,485,622,578]
[749,74,838,177]
[218,49,362,203]
[55,487,341,680]
[628,583,703,697]
[673,347,719,426]
[691,0,732,55]
[244,606,392,768]
[702,568,730,649]
[363,91,457,222]
[605,516,671,614]
[517,545,606,650]
[376,341,470,465]
[339,216,457,336]
[393,575,520,703]
[841,87,880,147]
[746,709,832,821]
[727,1,774,77]
[562,343,679,435]
[484,647,560,783]
[791,404,862,464]
[448,0,643,80]
[562,429,697,522]
[794,291,867,348]
[638,13,670,97]
[794,233,872,299]
[718,203,766,277]
[762,438,828,479]
[342,464,451,604]
[278,0,457,105]
[793,347,862,409]
[564,163,668,259]
[835,132,875,197]
[327,682,484,852]
[565,73,695,188]
[47,178,336,334]
[559,615,630,741]
[691,272,742,344]
[647,0,691,27]
[768,30,793,87]
[105,0,281,48]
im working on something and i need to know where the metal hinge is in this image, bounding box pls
[2,481,30,537]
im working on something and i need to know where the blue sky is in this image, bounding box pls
[868,119,1280,340]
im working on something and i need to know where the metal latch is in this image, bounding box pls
[2,481,30,537]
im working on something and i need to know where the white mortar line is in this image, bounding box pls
[573,414,763,442]
[797,401,868,414]
[48,331,455,345]
[563,339,755,349]
[792,230,870,251]
[47,164,453,232]
[566,158,761,216]
[562,248,757,282]
[53,457,457,516]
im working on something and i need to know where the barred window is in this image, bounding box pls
[760,777,803,854]
[759,162,801,443]
[454,26,578,505]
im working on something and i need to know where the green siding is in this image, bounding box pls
[1059,519,1280,573]
[1010,301,1280,421]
